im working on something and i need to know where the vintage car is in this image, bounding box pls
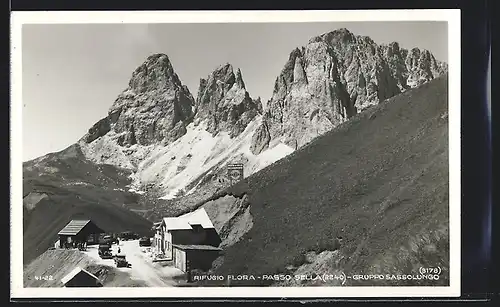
[98,244,113,259]
[101,235,118,245]
[119,231,139,241]
[139,237,152,247]
[114,254,129,268]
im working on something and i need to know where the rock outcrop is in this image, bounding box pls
[250,120,271,155]
[251,28,448,153]
[81,53,195,147]
[195,63,261,137]
[84,117,111,143]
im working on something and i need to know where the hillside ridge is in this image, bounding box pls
[197,74,449,286]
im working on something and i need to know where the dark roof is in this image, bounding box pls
[172,244,222,251]
[61,267,102,286]
[58,220,104,236]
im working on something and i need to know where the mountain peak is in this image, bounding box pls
[195,63,258,137]
[215,62,233,74]
[80,52,195,148]
[127,53,181,93]
[254,28,448,153]
[309,28,356,45]
[332,27,353,35]
[235,68,246,89]
[145,53,171,64]
[389,41,400,48]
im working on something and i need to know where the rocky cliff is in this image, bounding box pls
[195,63,261,137]
[251,28,447,153]
[81,53,195,148]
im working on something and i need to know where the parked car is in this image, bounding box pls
[114,254,129,268]
[101,235,118,245]
[98,244,113,259]
[119,231,139,241]
[139,237,151,247]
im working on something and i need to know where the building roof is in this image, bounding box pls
[58,220,91,236]
[172,244,222,251]
[162,208,215,231]
[61,267,102,285]
[58,220,104,236]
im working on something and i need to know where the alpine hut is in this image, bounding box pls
[157,208,222,273]
[57,220,105,249]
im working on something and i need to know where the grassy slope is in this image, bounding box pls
[23,145,153,265]
[213,75,449,285]
[24,249,96,287]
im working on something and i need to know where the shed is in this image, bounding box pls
[172,244,222,273]
[61,267,103,287]
[58,220,105,248]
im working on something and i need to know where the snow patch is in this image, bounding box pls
[66,181,91,186]
[159,188,181,200]
[247,143,295,174]
[80,115,295,199]
[128,188,145,195]
[150,117,294,199]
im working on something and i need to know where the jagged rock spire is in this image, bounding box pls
[195,63,259,137]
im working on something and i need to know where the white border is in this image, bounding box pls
[10,9,461,299]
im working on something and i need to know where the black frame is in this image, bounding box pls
[7,0,492,304]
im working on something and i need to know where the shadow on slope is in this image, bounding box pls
[23,249,146,287]
[22,144,153,264]
[208,75,449,286]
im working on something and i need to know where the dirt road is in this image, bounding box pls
[85,239,184,287]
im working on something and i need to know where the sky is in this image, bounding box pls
[21,21,448,161]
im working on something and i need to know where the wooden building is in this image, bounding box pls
[157,208,221,260]
[152,222,162,256]
[155,208,222,275]
[172,244,222,273]
[61,267,103,287]
[57,220,105,248]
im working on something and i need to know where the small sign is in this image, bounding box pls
[227,163,244,185]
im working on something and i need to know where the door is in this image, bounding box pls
[174,249,186,272]
[173,249,179,269]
